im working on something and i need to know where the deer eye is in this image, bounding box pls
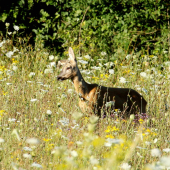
[66,67,71,70]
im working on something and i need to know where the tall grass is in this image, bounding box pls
[0,27,170,170]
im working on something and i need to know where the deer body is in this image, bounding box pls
[57,47,147,117]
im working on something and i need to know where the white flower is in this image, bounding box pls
[76,141,83,145]
[160,156,170,167]
[49,55,54,60]
[119,77,126,83]
[67,89,73,93]
[151,148,161,157]
[13,47,19,52]
[101,51,107,56]
[26,138,40,145]
[12,65,18,71]
[5,23,10,27]
[90,156,99,165]
[8,32,12,35]
[0,138,5,143]
[126,54,131,59]
[47,110,52,115]
[109,69,114,74]
[59,117,69,126]
[29,72,35,77]
[79,60,88,64]
[12,129,20,141]
[0,42,4,47]
[84,55,91,60]
[6,83,12,85]
[31,162,43,168]
[23,153,32,159]
[91,66,101,70]
[44,68,53,74]
[105,101,115,107]
[163,148,170,153]
[23,147,32,151]
[104,142,112,147]
[50,62,56,67]
[14,25,19,31]
[30,99,37,102]
[8,118,16,122]
[120,163,131,170]
[153,138,158,143]
[142,88,148,94]
[70,150,78,157]
[140,72,147,78]
[6,51,14,58]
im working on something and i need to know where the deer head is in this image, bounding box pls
[57,47,78,81]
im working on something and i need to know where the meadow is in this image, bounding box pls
[0,26,170,170]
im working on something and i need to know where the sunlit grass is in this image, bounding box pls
[0,27,170,170]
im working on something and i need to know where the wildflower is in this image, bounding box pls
[6,83,12,85]
[23,153,32,159]
[153,138,158,143]
[76,141,83,145]
[29,72,35,77]
[105,101,115,107]
[49,55,54,60]
[84,55,91,60]
[50,62,56,67]
[30,99,37,102]
[46,110,52,115]
[72,112,83,120]
[44,68,53,74]
[104,142,112,147]
[109,69,114,74]
[142,88,148,94]
[163,148,170,153]
[101,51,107,56]
[26,138,40,145]
[120,163,131,170]
[8,118,16,122]
[23,147,32,151]
[8,32,12,35]
[91,66,101,70]
[151,148,161,157]
[0,42,4,47]
[12,65,18,71]
[70,150,78,157]
[79,60,88,64]
[90,156,99,165]
[67,89,73,93]
[160,156,170,167]
[59,117,69,126]
[0,138,5,143]
[14,25,19,31]
[12,129,20,141]
[119,77,126,83]
[126,54,131,59]
[5,23,10,27]
[140,72,147,78]
[31,162,43,168]
[90,115,99,124]
[6,51,14,58]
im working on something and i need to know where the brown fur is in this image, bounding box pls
[57,47,147,117]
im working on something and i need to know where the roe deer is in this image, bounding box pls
[57,47,147,117]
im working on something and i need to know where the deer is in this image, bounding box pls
[57,47,147,117]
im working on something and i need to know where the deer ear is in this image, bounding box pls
[68,47,76,61]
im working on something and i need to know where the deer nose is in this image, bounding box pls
[57,76,60,81]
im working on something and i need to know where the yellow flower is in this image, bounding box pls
[105,134,114,138]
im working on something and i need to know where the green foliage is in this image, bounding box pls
[0,0,170,59]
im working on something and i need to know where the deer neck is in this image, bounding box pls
[71,68,88,98]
